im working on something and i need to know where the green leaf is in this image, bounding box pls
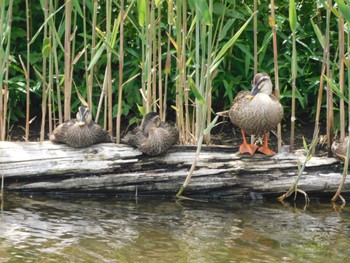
[137,0,146,26]
[204,115,219,135]
[196,0,211,25]
[324,75,348,103]
[219,18,235,41]
[87,43,106,71]
[212,11,255,68]
[72,0,84,19]
[302,136,309,152]
[310,19,324,48]
[289,0,297,32]
[335,0,350,24]
[188,77,205,105]
[137,104,146,116]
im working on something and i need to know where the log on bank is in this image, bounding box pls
[0,141,347,199]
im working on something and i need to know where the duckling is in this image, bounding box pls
[228,73,283,156]
[122,112,179,156]
[331,136,349,161]
[50,106,112,148]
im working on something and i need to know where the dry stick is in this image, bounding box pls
[325,0,333,157]
[270,0,282,153]
[25,0,30,142]
[339,15,345,140]
[64,0,72,121]
[116,0,125,144]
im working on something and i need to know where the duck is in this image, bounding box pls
[331,136,349,161]
[122,112,179,156]
[224,73,284,156]
[49,106,112,148]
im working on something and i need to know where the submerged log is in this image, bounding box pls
[0,141,348,199]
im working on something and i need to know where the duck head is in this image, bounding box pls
[250,73,273,96]
[141,112,161,135]
[76,106,92,126]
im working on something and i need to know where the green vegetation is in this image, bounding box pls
[0,0,349,149]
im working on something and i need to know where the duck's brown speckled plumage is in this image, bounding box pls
[229,73,284,136]
[50,106,112,148]
[331,136,349,161]
[122,112,179,156]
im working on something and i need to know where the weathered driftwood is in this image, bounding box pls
[0,141,348,199]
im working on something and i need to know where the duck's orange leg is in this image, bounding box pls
[239,130,258,155]
[258,133,276,156]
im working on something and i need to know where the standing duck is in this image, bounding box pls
[122,112,179,156]
[50,106,112,148]
[228,73,283,156]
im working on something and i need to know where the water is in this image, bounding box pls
[0,194,350,263]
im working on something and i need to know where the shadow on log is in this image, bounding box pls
[0,141,348,199]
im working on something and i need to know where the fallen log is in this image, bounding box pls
[0,141,348,199]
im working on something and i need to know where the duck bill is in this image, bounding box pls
[250,85,259,96]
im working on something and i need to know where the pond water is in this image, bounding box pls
[0,194,349,263]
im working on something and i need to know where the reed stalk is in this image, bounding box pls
[40,0,49,141]
[163,0,173,121]
[331,6,350,204]
[116,0,125,143]
[339,14,345,140]
[270,0,282,152]
[83,0,89,97]
[289,0,297,153]
[176,0,185,143]
[157,5,163,120]
[326,0,333,156]
[106,0,113,135]
[0,0,13,141]
[253,0,258,75]
[51,0,62,125]
[25,0,30,142]
[64,0,72,121]
[88,0,98,109]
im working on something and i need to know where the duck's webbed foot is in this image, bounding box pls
[257,146,276,156]
[239,143,258,155]
[257,133,276,156]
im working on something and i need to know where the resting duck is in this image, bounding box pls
[50,106,112,147]
[331,136,349,161]
[122,112,179,156]
[228,73,284,156]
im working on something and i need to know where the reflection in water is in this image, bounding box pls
[0,194,350,262]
